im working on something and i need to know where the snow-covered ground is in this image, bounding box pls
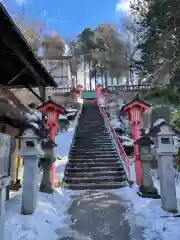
[5,189,73,240]
[5,107,82,240]
[5,104,180,240]
[109,114,180,240]
[55,108,81,184]
[122,164,180,240]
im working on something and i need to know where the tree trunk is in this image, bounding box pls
[83,59,86,90]
[104,68,108,87]
[39,162,53,194]
[100,68,104,87]
[88,60,92,90]
[111,75,113,85]
[117,76,119,85]
[75,72,78,87]
[129,69,135,85]
[126,69,130,86]
[95,70,97,89]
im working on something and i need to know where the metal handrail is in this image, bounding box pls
[97,94,131,181]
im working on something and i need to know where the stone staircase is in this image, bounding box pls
[63,100,127,190]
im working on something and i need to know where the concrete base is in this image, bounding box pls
[138,185,161,199]
[161,206,178,214]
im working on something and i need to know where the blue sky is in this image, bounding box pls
[2,0,129,39]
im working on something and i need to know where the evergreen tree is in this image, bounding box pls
[131,0,180,78]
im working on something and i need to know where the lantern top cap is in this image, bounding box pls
[37,97,67,115]
[71,87,80,94]
[77,84,83,88]
[16,126,44,139]
[121,96,151,112]
[101,87,108,92]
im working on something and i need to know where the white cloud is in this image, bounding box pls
[43,10,48,16]
[15,0,26,5]
[116,0,130,13]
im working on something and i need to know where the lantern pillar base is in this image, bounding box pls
[132,123,142,185]
[50,124,56,188]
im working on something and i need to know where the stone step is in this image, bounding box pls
[77,125,105,128]
[78,124,105,126]
[65,170,125,178]
[77,128,105,131]
[64,175,126,184]
[75,133,109,137]
[76,130,108,133]
[76,130,107,133]
[75,134,110,137]
[74,139,112,142]
[67,162,121,168]
[67,166,122,172]
[77,128,108,131]
[73,142,113,146]
[71,147,116,152]
[68,158,119,163]
[77,127,107,130]
[63,181,126,190]
[69,154,119,159]
[70,150,117,156]
[74,140,113,144]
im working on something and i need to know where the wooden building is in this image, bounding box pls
[0,3,57,190]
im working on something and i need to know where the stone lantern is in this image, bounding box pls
[71,87,80,101]
[37,97,67,187]
[121,96,150,185]
[77,84,83,97]
[18,127,43,215]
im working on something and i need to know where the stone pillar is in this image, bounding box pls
[21,154,40,215]
[137,139,159,198]
[19,128,42,215]
[0,133,12,240]
[0,186,9,240]
[158,154,177,213]
[153,124,177,213]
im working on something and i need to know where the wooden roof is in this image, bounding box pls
[0,86,29,112]
[0,3,57,88]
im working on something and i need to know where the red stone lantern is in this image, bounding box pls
[121,97,150,185]
[37,97,66,187]
[77,84,83,97]
[96,84,103,104]
[71,87,80,101]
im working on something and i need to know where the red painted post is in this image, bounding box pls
[132,123,142,185]
[122,99,150,185]
[96,84,102,104]
[37,99,66,188]
[50,124,56,187]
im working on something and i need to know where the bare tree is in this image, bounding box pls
[13,7,46,53]
[41,34,68,84]
[93,24,127,85]
[121,18,141,85]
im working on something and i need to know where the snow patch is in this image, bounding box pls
[55,108,82,183]
[5,190,73,240]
